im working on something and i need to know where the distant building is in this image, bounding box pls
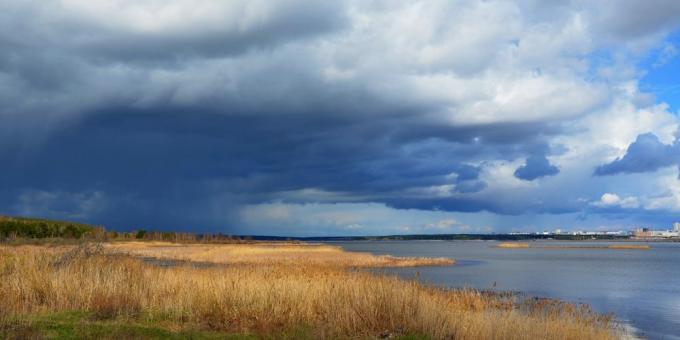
[633,226,680,238]
[633,228,652,238]
[652,230,679,238]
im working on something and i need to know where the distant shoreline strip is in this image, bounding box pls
[495,243,651,250]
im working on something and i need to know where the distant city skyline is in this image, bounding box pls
[1,1,680,236]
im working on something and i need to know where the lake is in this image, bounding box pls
[333,240,680,340]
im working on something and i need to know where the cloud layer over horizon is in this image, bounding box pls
[2,0,680,235]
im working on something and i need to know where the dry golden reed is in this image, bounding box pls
[0,244,619,339]
[495,242,531,248]
[605,245,650,250]
[104,241,455,267]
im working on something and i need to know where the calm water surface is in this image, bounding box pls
[332,240,680,340]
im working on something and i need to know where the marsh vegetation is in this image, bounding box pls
[0,242,619,339]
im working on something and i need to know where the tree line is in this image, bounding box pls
[0,215,259,243]
[0,216,102,239]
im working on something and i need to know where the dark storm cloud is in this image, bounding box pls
[595,133,680,176]
[0,101,557,230]
[514,154,560,181]
[2,0,680,233]
[1,11,561,226]
[384,192,581,216]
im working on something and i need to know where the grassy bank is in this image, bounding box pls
[0,243,619,339]
[0,311,252,340]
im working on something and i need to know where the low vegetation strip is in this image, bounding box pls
[495,242,650,250]
[104,241,455,267]
[605,245,651,250]
[0,244,619,339]
[0,216,101,239]
[495,242,530,248]
[0,311,249,340]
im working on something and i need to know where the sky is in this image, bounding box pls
[1,0,680,236]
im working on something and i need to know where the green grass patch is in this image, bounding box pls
[0,311,254,340]
[0,311,430,339]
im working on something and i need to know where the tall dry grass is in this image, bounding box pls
[104,241,455,267]
[0,244,619,339]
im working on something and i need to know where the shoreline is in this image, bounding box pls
[495,242,651,249]
[324,238,679,243]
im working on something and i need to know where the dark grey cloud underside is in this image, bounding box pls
[0,104,564,230]
[595,133,680,176]
[514,154,560,181]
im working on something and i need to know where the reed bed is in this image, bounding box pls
[605,245,650,250]
[104,241,455,267]
[0,244,619,339]
[495,243,530,248]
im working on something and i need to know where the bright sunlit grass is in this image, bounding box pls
[0,243,619,339]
